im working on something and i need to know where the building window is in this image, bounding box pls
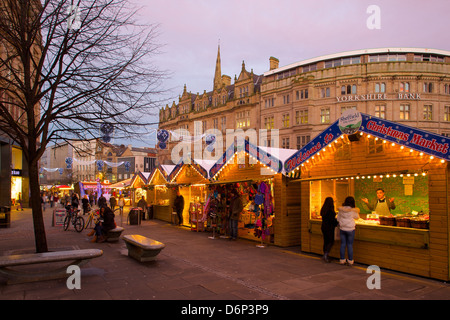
[295,109,308,125]
[283,94,290,104]
[445,106,450,122]
[296,89,309,100]
[399,104,410,120]
[220,116,227,131]
[423,82,433,93]
[423,105,433,121]
[213,118,218,129]
[375,83,386,93]
[320,87,330,98]
[375,105,386,119]
[202,120,207,132]
[399,82,410,93]
[282,137,290,149]
[296,135,310,149]
[236,110,250,128]
[282,113,290,128]
[320,108,330,124]
[264,116,274,129]
[265,98,275,108]
[341,84,357,95]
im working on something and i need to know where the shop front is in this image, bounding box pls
[284,111,450,280]
[169,159,211,227]
[145,164,176,222]
[207,141,299,246]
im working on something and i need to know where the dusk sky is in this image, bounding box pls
[126,0,450,146]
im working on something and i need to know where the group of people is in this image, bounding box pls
[172,188,243,241]
[320,188,395,265]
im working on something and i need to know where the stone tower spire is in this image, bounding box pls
[213,43,222,90]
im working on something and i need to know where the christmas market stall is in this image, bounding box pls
[145,164,175,222]
[284,110,450,280]
[167,159,213,228]
[208,141,298,246]
[130,171,152,206]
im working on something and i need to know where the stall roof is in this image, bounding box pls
[130,171,152,187]
[209,140,285,179]
[108,178,131,189]
[284,111,450,175]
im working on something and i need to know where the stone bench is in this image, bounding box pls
[106,226,124,242]
[0,249,103,284]
[122,235,165,262]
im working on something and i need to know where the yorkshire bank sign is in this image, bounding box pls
[284,110,450,173]
[336,92,421,102]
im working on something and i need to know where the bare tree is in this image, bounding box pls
[0,0,166,252]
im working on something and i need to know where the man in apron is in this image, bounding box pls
[362,188,395,216]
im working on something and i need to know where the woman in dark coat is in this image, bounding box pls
[91,206,116,243]
[320,197,338,262]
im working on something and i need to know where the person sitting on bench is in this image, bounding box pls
[89,206,116,243]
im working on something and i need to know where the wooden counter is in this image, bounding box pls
[308,219,430,249]
[153,205,172,223]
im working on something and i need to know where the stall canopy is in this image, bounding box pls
[130,171,152,189]
[284,110,450,176]
[108,178,131,189]
[55,185,72,189]
[209,140,294,179]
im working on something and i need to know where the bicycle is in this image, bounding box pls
[84,207,100,230]
[63,206,85,232]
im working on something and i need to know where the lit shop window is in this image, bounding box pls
[399,105,411,120]
[423,105,433,121]
[444,106,450,122]
[282,113,290,128]
[264,116,274,130]
[375,105,386,119]
[320,108,330,124]
[295,109,308,125]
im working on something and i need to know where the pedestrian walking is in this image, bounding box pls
[173,191,184,225]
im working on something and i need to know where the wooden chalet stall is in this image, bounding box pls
[284,111,450,280]
[130,171,151,206]
[145,165,174,222]
[208,141,299,246]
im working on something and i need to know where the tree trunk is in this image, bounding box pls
[28,158,48,253]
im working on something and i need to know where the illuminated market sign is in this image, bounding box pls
[284,110,450,173]
[336,92,421,102]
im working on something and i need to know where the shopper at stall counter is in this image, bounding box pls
[337,196,360,266]
[361,188,395,216]
[229,190,243,240]
[320,197,338,263]
[174,190,184,226]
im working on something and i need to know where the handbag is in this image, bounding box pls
[334,226,341,240]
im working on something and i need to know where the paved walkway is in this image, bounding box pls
[1,206,450,304]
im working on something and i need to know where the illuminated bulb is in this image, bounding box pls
[441,159,445,163]
[420,152,423,156]
[430,156,434,160]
